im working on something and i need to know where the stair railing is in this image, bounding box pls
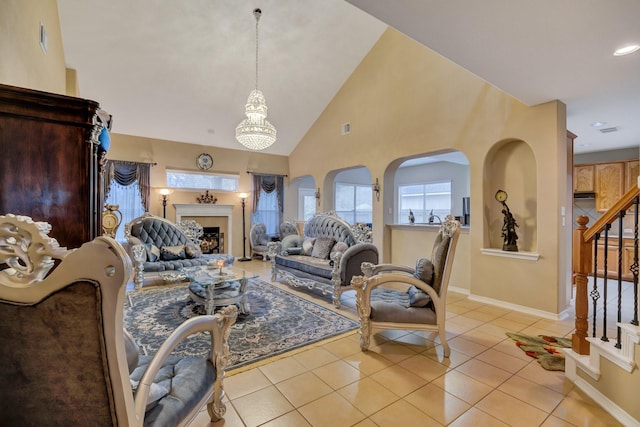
[572,186,640,354]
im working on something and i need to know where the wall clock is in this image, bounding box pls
[197,153,213,170]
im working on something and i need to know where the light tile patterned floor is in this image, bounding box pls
[183,260,624,427]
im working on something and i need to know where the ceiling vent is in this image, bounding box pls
[599,127,618,134]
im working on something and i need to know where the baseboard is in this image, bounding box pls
[449,285,470,295]
[572,375,639,427]
[466,293,571,321]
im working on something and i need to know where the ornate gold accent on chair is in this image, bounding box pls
[351,215,460,357]
[0,214,238,426]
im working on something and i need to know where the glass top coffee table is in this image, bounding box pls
[179,265,257,315]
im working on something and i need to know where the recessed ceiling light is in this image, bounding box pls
[591,122,607,127]
[578,143,592,147]
[614,44,640,56]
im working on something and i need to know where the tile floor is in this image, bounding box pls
[183,260,624,427]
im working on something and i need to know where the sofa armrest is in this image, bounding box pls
[336,243,379,285]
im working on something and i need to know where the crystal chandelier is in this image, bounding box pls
[236,8,276,150]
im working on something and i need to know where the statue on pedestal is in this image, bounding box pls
[495,190,519,252]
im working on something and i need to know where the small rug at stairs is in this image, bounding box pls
[124,279,359,370]
[506,332,572,371]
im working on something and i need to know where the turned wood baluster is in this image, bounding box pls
[572,215,592,355]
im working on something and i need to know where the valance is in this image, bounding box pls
[102,160,151,210]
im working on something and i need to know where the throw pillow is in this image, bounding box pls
[302,237,316,256]
[130,380,169,411]
[146,244,160,262]
[407,285,432,307]
[311,237,336,259]
[160,245,186,261]
[286,247,303,255]
[330,241,348,258]
[413,257,434,285]
[184,242,202,259]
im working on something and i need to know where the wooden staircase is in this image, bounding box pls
[567,185,640,425]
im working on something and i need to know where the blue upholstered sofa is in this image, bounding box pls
[268,211,378,308]
[125,213,233,287]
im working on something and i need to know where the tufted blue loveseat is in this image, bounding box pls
[125,213,233,288]
[268,211,378,308]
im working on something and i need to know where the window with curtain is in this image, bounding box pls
[252,189,279,236]
[335,182,372,224]
[251,174,284,237]
[105,181,145,242]
[398,180,451,224]
[102,160,151,242]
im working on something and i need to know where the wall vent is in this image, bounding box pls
[341,122,351,135]
[599,127,618,134]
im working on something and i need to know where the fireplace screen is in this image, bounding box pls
[201,226,223,253]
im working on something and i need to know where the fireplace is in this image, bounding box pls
[174,204,234,254]
[201,226,222,253]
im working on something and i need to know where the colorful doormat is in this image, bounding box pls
[124,279,359,370]
[506,332,572,371]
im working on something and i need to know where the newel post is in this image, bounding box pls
[572,215,591,355]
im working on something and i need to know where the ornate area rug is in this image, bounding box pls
[124,279,359,370]
[506,332,572,371]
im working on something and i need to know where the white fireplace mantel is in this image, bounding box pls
[173,204,234,254]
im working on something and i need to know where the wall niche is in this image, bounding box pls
[483,139,537,253]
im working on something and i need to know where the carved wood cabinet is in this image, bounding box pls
[573,164,595,192]
[595,162,625,212]
[0,84,103,249]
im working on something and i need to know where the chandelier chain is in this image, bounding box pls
[254,9,260,91]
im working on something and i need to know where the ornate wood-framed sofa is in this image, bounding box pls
[268,211,378,308]
[125,213,233,288]
[0,214,238,426]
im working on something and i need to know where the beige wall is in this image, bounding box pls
[0,0,67,94]
[107,133,289,259]
[290,28,569,316]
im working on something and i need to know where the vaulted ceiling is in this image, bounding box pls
[57,0,639,156]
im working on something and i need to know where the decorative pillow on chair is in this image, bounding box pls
[413,257,434,285]
[146,244,161,262]
[407,285,432,307]
[184,242,202,258]
[302,237,316,256]
[330,241,349,258]
[311,237,336,259]
[160,245,186,261]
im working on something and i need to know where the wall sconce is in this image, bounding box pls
[158,188,173,218]
[315,187,321,206]
[372,178,380,202]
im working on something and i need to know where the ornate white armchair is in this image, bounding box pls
[0,214,237,426]
[351,215,460,357]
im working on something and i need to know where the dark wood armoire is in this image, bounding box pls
[0,83,103,249]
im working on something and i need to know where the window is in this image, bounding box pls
[398,181,451,224]
[335,182,372,224]
[298,188,316,221]
[252,189,279,236]
[166,169,239,191]
[104,181,145,242]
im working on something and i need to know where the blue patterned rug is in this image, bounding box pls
[123,279,359,370]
